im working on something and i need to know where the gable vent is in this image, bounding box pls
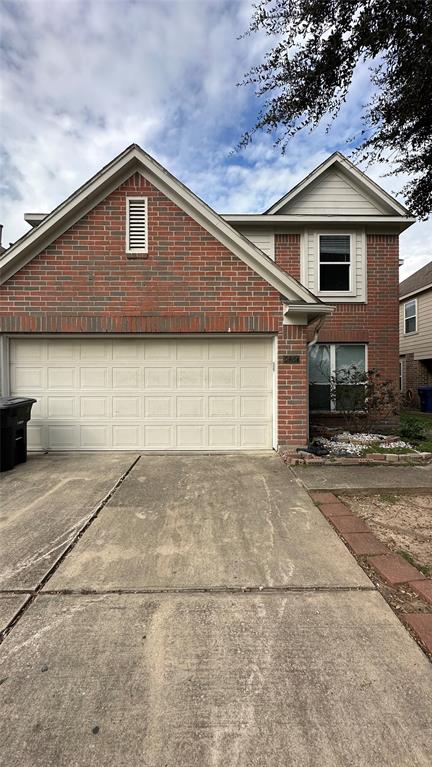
[126,197,148,253]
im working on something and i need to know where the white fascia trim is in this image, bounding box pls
[223,214,416,225]
[0,145,316,305]
[399,283,432,301]
[282,302,334,325]
[264,153,411,217]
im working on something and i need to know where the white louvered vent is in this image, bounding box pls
[126,197,148,253]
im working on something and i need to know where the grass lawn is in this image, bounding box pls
[400,409,432,453]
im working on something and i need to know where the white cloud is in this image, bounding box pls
[0,0,430,280]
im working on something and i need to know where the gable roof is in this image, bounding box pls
[265,152,412,218]
[0,144,320,307]
[399,261,432,299]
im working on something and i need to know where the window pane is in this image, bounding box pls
[405,316,416,333]
[320,264,350,291]
[405,300,416,319]
[335,345,365,383]
[336,385,365,411]
[309,344,330,383]
[309,385,331,411]
[320,235,350,261]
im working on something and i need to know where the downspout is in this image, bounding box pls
[307,316,326,348]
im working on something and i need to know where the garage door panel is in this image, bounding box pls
[176,367,204,389]
[80,397,109,418]
[11,340,45,362]
[176,396,204,418]
[80,425,111,449]
[48,367,77,389]
[112,339,143,361]
[47,340,78,361]
[176,340,207,360]
[208,367,237,389]
[208,396,236,418]
[144,340,175,360]
[240,367,270,389]
[48,396,76,418]
[208,424,237,448]
[10,337,274,450]
[240,424,271,448]
[11,366,46,391]
[79,342,111,360]
[241,340,272,360]
[144,424,173,448]
[48,425,79,449]
[240,396,270,418]
[144,396,172,418]
[145,367,173,389]
[112,367,141,389]
[80,367,109,389]
[113,425,142,448]
[176,424,205,448]
[113,396,141,418]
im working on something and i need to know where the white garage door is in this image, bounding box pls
[9,337,274,450]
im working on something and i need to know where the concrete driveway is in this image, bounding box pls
[1,452,431,766]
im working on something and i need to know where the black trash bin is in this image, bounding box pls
[0,397,37,472]
[418,386,432,413]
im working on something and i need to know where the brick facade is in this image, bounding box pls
[0,172,401,446]
[0,173,310,447]
[402,354,432,407]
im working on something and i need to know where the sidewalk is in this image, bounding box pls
[291,463,432,491]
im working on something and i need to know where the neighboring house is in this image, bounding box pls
[399,261,432,404]
[0,146,414,451]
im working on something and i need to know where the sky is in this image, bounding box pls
[0,0,430,280]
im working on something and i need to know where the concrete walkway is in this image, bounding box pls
[1,453,431,766]
[292,462,432,491]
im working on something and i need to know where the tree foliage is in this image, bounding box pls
[240,0,432,218]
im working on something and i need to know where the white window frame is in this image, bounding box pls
[404,298,417,335]
[309,342,368,412]
[126,196,148,255]
[316,233,354,296]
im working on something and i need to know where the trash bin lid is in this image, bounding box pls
[0,396,37,409]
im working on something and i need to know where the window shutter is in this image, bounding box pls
[127,197,148,253]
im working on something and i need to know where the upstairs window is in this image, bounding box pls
[319,234,351,292]
[404,299,417,334]
[126,197,148,254]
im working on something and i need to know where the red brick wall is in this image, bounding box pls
[404,353,432,406]
[313,235,400,388]
[0,173,309,447]
[274,232,401,432]
[275,233,301,280]
[0,174,401,445]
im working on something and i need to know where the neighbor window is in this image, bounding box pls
[309,343,366,411]
[126,197,148,254]
[404,299,417,334]
[319,235,351,292]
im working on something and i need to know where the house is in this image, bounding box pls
[399,261,432,404]
[0,145,414,451]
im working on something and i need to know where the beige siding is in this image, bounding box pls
[400,289,432,359]
[280,169,385,216]
[301,228,366,303]
[242,230,275,260]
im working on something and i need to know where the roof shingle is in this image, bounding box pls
[400,260,432,298]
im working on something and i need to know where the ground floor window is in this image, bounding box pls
[309,343,366,412]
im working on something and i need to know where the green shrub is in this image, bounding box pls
[400,416,425,441]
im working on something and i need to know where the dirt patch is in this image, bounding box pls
[339,493,432,575]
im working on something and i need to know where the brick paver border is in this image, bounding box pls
[311,491,432,658]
